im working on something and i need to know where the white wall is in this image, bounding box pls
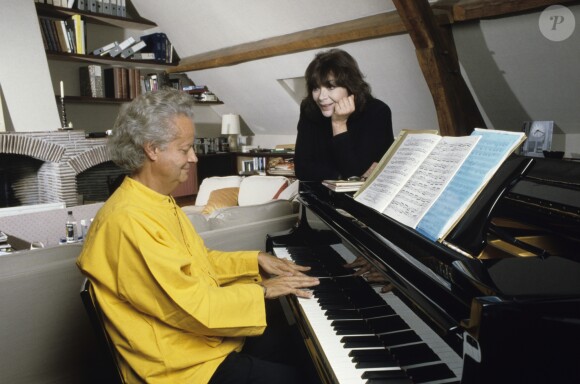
[0,0,61,132]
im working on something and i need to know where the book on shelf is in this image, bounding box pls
[354,128,526,242]
[104,67,129,99]
[70,14,85,54]
[322,179,365,192]
[79,65,105,98]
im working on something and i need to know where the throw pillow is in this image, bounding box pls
[195,176,242,206]
[201,187,239,215]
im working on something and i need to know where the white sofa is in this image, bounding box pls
[182,175,300,233]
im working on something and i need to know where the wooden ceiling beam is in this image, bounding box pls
[393,0,485,136]
[433,0,580,22]
[169,0,577,73]
[167,10,451,73]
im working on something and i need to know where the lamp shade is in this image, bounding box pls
[221,114,241,135]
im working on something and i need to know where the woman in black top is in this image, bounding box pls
[294,48,394,181]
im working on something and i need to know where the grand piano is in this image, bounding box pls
[267,154,580,384]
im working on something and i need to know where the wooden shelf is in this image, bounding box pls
[46,51,177,69]
[36,3,156,30]
[57,95,131,104]
[193,100,224,105]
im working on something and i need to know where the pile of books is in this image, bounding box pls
[322,179,365,192]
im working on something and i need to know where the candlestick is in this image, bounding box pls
[60,96,69,129]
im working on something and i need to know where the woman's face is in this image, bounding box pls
[312,77,349,118]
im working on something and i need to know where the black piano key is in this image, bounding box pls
[368,316,410,334]
[321,303,357,311]
[349,349,395,362]
[406,363,458,383]
[340,335,384,348]
[355,360,400,369]
[326,308,363,320]
[363,370,414,384]
[365,379,414,384]
[389,344,440,366]
[359,306,396,319]
[362,370,409,380]
[379,330,421,346]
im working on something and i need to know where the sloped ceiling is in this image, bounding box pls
[130,0,580,145]
[130,0,439,138]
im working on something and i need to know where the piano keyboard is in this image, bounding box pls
[274,245,463,384]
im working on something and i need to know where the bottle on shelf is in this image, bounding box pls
[65,210,78,243]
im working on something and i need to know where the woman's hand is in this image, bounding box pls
[257,252,311,277]
[331,94,355,135]
[362,162,378,179]
[261,275,320,299]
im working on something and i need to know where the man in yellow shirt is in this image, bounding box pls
[77,88,319,383]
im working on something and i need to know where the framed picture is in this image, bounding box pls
[521,121,553,157]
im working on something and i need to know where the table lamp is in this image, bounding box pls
[221,114,240,152]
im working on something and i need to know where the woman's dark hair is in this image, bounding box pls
[302,48,372,115]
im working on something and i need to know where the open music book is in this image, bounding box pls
[354,128,526,241]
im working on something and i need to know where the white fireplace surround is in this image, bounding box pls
[0,131,110,207]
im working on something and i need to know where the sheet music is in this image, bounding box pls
[354,133,440,211]
[384,136,480,228]
[416,129,526,241]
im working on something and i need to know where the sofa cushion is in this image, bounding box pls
[201,187,239,215]
[238,176,289,206]
[195,176,242,206]
[208,199,294,229]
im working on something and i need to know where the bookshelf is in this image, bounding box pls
[234,152,295,177]
[35,2,219,133]
[37,2,223,132]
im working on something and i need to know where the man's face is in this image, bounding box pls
[153,115,197,191]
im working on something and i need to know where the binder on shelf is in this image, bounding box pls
[102,0,111,14]
[140,32,169,63]
[109,36,135,57]
[77,0,86,10]
[110,0,117,16]
[92,41,118,56]
[132,52,155,60]
[119,0,126,17]
[120,40,146,59]
[88,0,97,13]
